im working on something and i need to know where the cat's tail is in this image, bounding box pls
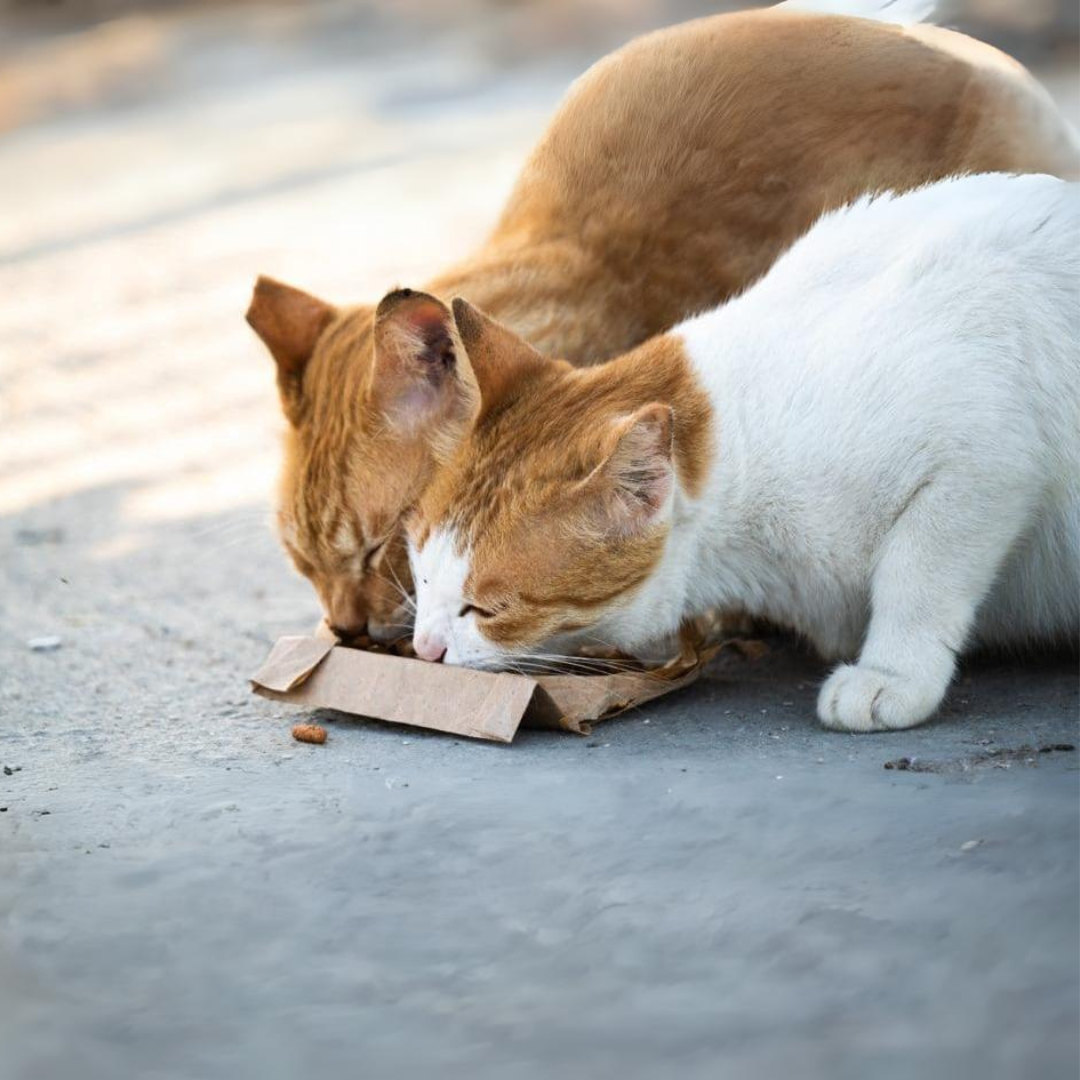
[774,0,940,24]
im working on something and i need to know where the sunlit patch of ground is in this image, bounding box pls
[0,12,557,542]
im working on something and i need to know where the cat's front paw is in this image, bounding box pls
[817,663,944,732]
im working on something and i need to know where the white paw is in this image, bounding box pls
[817,663,945,732]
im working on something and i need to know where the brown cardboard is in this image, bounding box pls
[251,633,726,743]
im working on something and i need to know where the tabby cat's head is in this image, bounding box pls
[247,277,482,643]
[407,300,711,669]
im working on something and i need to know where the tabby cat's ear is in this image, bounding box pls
[451,298,547,413]
[370,288,481,445]
[246,276,336,426]
[582,404,675,535]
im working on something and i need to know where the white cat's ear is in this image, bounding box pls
[370,288,481,442]
[246,276,337,426]
[585,403,675,535]
[451,298,548,414]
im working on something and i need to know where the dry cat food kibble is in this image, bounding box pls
[291,723,327,745]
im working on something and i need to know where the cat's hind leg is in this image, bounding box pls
[818,475,1036,732]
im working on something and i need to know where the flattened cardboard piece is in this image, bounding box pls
[252,635,336,692]
[253,641,537,743]
[527,657,708,735]
[251,634,725,743]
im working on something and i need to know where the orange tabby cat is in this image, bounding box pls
[246,1,1079,642]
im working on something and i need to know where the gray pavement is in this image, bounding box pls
[1,4,1077,1079]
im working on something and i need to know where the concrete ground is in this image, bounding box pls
[0,4,1077,1079]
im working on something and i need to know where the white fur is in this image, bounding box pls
[410,528,487,665]
[777,0,939,25]
[415,173,1080,730]
[628,173,1079,730]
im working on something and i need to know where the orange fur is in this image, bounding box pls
[411,316,705,648]
[245,8,1078,637]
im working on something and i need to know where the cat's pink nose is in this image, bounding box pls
[413,631,447,663]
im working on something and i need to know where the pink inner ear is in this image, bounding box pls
[626,458,673,516]
[372,291,479,440]
[410,308,457,371]
[597,405,675,534]
[605,458,672,534]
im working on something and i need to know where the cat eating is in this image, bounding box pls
[246,0,1079,645]
[408,173,1079,732]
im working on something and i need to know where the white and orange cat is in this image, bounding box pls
[245,0,1079,644]
[408,173,1079,731]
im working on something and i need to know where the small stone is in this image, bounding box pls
[960,839,983,852]
[28,636,62,652]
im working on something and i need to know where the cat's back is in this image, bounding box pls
[493,6,1078,236]
[741,173,1078,379]
[487,5,1077,338]
[687,173,1078,492]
